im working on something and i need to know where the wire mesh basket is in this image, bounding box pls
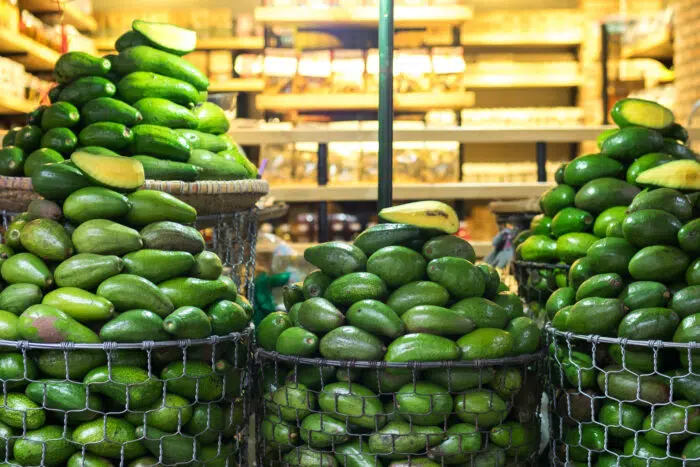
[547,325,700,466]
[0,206,260,465]
[254,348,547,467]
[200,211,259,302]
[0,331,251,466]
[512,261,570,309]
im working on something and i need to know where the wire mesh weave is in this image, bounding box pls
[254,348,546,467]
[0,331,251,466]
[202,210,259,303]
[0,209,260,466]
[512,261,570,307]
[547,325,700,466]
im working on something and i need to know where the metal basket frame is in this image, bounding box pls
[0,206,261,466]
[547,325,700,467]
[0,329,253,466]
[254,348,547,467]
[512,260,570,306]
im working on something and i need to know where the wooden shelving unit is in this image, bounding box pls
[20,0,97,32]
[94,36,264,52]
[227,126,616,145]
[461,32,583,47]
[0,29,60,71]
[256,92,476,112]
[254,5,472,27]
[197,37,264,50]
[463,74,581,88]
[269,183,552,202]
[209,78,265,93]
[0,94,39,115]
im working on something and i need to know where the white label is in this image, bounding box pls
[264,50,298,77]
[298,50,332,78]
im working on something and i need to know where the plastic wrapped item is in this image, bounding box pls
[295,50,332,94]
[462,9,584,45]
[0,57,26,100]
[460,107,584,128]
[58,25,97,54]
[394,48,432,93]
[365,49,379,93]
[25,73,51,102]
[331,49,365,93]
[292,142,318,184]
[261,122,295,184]
[328,121,361,184]
[234,53,263,78]
[19,10,48,46]
[263,49,297,94]
[425,109,458,127]
[431,47,466,92]
[393,121,425,182]
[425,141,460,182]
[359,120,379,183]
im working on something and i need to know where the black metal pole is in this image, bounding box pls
[317,143,329,242]
[601,23,609,125]
[536,142,547,182]
[377,0,394,211]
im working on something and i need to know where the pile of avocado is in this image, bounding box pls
[514,98,700,307]
[546,183,699,460]
[0,151,253,464]
[0,20,257,184]
[256,201,543,466]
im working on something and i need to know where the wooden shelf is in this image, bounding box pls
[228,126,620,145]
[197,37,264,50]
[0,94,39,115]
[95,36,264,51]
[256,92,475,112]
[0,29,60,71]
[254,5,472,27]
[209,78,265,93]
[269,182,552,202]
[20,0,97,32]
[461,32,582,47]
[621,29,672,60]
[464,74,581,88]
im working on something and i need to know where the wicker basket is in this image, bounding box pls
[0,177,269,215]
[257,201,290,223]
[0,176,41,213]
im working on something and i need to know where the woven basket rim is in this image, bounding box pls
[0,176,269,193]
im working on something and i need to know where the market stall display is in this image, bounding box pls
[255,200,545,466]
[514,98,697,309]
[0,175,254,464]
[547,105,700,466]
[0,20,264,465]
[0,20,257,184]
